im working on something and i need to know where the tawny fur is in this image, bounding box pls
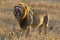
[13,3,49,35]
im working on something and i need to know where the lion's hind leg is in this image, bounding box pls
[39,14,48,35]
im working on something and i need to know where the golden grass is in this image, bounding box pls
[0,0,60,40]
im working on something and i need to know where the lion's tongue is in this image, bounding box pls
[16,9,21,18]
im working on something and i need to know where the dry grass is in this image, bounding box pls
[0,0,60,40]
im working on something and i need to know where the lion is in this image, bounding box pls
[13,3,49,36]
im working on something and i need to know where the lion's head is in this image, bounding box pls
[14,3,30,21]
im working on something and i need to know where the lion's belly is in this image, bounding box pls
[32,13,41,28]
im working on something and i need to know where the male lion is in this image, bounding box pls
[13,3,48,36]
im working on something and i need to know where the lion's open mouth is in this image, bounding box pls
[14,5,25,19]
[15,9,21,17]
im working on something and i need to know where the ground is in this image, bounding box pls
[0,0,60,40]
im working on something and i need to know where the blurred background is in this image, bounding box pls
[0,0,60,40]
